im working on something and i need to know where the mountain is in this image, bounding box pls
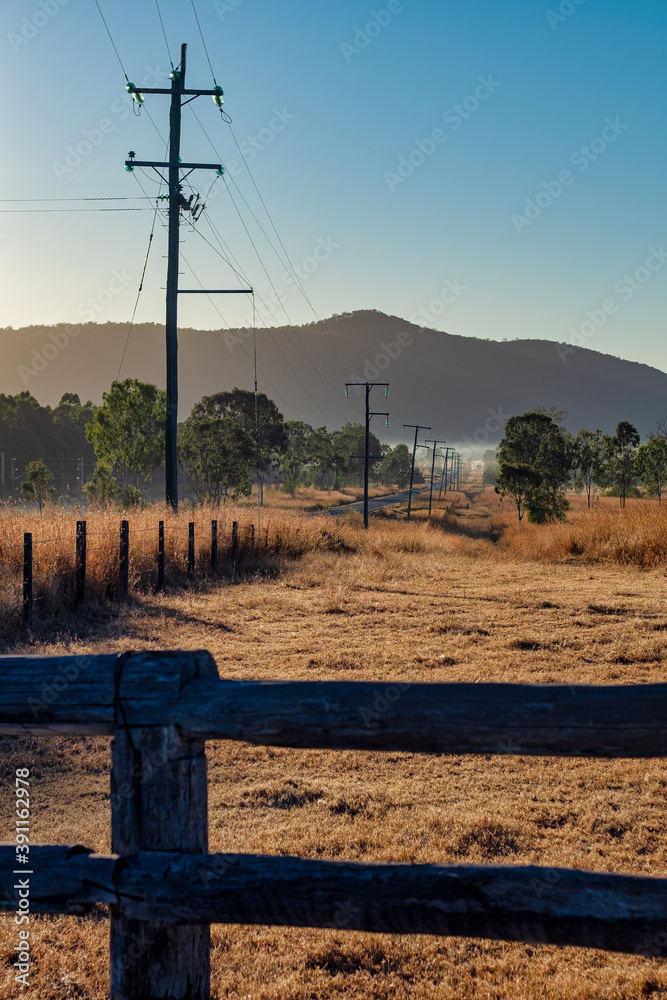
[3,310,667,445]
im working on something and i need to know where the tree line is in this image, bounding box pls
[485,409,667,522]
[1,379,416,509]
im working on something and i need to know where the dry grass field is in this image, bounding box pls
[2,480,667,998]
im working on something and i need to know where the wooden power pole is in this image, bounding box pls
[124,44,251,510]
[402,423,431,522]
[345,381,389,528]
[424,439,446,516]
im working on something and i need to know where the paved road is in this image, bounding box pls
[323,486,432,517]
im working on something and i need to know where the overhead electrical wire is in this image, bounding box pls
[189,0,218,86]
[0,197,146,203]
[0,207,152,214]
[195,161,347,412]
[194,106,359,379]
[92,0,129,81]
[179,251,299,420]
[117,202,160,380]
[154,0,174,70]
[185,214,342,426]
[91,0,357,431]
[189,107,361,392]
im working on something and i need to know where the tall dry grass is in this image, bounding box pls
[497,495,667,567]
[0,500,463,629]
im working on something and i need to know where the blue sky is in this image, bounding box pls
[1,0,666,371]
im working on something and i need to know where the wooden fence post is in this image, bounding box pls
[119,520,129,600]
[249,524,255,551]
[75,520,86,605]
[188,522,195,579]
[22,532,32,626]
[109,651,215,1000]
[157,521,165,592]
[232,520,238,573]
[211,519,218,572]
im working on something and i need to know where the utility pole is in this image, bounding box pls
[79,456,84,498]
[345,381,389,528]
[424,439,447,516]
[124,45,246,510]
[403,424,431,521]
[438,446,455,499]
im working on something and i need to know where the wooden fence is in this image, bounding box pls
[2,650,667,999]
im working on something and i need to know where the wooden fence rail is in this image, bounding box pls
[1,650,666,1000]
[2,846,667,956]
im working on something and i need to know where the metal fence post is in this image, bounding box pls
[22,532,32,626]
[75,520,86,605]
[188,522,195,579]
[119,520,129,600]
[157,521,165,592]
[211,519,218,572]
[232,520,239,574]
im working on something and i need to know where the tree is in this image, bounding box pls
[307,427,336,488]
[572,429,606,508]
[604,421,640,508]
[279,421,313,495]
[497,411,572,522]
[380,444,412,489]
[495,462,541,521]
[83,466,120,505]
[180,403,254,504]
[20,460,55,513]
[331,423,382,487]
[199,388,286,471]
[635,436,667,501]
[86,379,165,489]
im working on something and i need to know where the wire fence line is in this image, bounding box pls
[11,517,255,626]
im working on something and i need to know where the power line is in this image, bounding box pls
[0,197,146,203]
[0,207,153,214]
[117,201,161,381]
[178,251,298,418]
[154,0,174,69]
[190,107,363,390]
[202,170,349,419]
[92,0,129,82]
[189,0,217,85]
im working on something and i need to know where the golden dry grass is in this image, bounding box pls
[2,479,667,997]
[496,493,667,567]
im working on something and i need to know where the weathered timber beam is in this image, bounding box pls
[1,651,667,756]
[174,678,667,757]
[1,846,666,956]
[0,650,217,736]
